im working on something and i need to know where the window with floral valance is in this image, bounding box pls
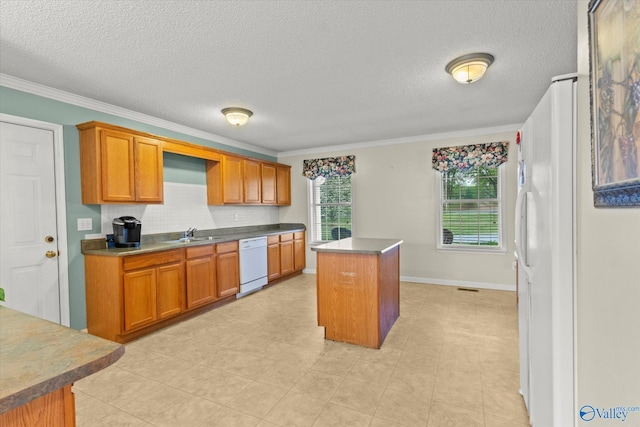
[302,155,356,180]
[432,141,509,172]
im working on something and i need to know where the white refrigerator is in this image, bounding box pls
[515,74,576,427]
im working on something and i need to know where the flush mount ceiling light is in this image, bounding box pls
[221,107,253,126]
[445,53,495,84]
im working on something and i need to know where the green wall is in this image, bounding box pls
[0,86,274,329]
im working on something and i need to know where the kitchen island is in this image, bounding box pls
[0,307,124,426]
[312,238,402,349]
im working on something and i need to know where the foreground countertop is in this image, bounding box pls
[82,223,306,257]
[311,238,403,255]
[0,307,124,414]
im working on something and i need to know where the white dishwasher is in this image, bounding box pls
[237,236,268,298]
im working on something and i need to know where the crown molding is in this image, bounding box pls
[277,123,521,158]
[0,73,277,157]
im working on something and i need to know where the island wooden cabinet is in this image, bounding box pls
[85,249,184,342]
[77,122,163,204]
[185,245,217,309]
[216,241,239,298]
[314,239,402,349]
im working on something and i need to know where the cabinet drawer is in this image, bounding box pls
[123,249,184,271]
[267,235,280,245]
[280,233,293,242]
[186,244,215,259]
[216,241,238,254]
[294,231,304,240]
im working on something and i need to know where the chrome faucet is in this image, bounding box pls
[184,227,197,238]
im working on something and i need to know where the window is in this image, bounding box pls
[437,166,505,251]
[309,175,352,243]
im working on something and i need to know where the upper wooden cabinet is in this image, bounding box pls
[207,158,292,206]
[78,121,291,206]
[243,159,262,204]
[276,165,292,206]
[222,155,244,204]
[261,163,277,205]
[77,122,163,204]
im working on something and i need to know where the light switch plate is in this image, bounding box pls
[77,218,92,231]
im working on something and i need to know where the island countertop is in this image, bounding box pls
[0,306,124,414]
[311,237,403,255]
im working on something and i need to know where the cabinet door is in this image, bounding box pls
[134,136,164,203]
[294,234,305,271]
[280,240,294,276]
[276,165,291,205]
[267,243,281,281]
[243,159,262,204]
[261,163,277,204]
[185,256,216,309]
[156,262,184,319]
[100,129,135,202]
[123,268,157,332]
[223,155,243,204]
[217,251,239,298]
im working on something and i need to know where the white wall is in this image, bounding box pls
[100,182,279,236]
[575,1,640,424]
[279,130,518,290]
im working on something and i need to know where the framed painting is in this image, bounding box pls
[588,0,640,206]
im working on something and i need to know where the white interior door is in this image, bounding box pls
[0,118,68,324]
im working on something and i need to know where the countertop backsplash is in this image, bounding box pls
[100,182,279,236]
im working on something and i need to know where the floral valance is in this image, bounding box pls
[432,141,509,172]
[303,155,356,180]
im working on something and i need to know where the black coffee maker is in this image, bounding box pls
[112,216,142,248]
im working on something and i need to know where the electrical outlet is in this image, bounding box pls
[77,218,92,231]
[233,214,239,222]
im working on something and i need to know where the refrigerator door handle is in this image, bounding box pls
[515,185,531,277]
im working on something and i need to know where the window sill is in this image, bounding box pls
[437,245,506,254]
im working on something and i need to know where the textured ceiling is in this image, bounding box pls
[0,0,577,154]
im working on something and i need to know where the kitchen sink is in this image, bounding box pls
[161,237,213,244]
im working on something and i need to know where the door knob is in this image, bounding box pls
[45,235,55,243]
[45,250,57,258]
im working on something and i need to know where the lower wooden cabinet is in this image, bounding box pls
[85,249,186,342]
[294,232,306,271]
[267,235,281,281]
[156,263,184,319]
[267,231,306,283]
[185,245,216,309]
[280,234,295,276]
[216,241,239,298]
[123,268,157,332]
[84,234,301,343]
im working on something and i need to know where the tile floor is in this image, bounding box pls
[74,274,531,426]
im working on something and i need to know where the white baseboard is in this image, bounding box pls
[400,276,516,292]
[300,269,516,292]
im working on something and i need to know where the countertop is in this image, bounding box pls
[311,238,403,255]
[82,223,306,257]
[0,307,124,414]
